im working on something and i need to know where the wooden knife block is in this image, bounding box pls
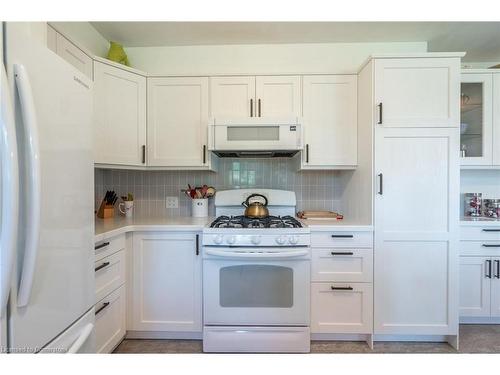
[97,201,115,219]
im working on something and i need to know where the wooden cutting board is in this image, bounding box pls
[296,211,343,220]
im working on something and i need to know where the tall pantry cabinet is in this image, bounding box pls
[358,54,463,344]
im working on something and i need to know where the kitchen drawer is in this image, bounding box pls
[311,282,373,334]
[95,234,125,262]
[312,248,373,282]
[95,285,126,353]
[95,250,125,303]
[460,241,500,256]
[311,231,373,248]
[460,226,500,241]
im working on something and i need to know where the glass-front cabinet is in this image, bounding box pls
[460,73,493,166]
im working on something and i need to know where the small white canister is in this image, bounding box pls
[192,198,208,218]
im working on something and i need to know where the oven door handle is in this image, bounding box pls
[204,249,309,259]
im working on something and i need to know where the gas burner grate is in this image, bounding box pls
[210,215,303,229]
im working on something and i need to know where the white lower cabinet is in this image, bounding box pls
[310,228,373,337]
[95,285,126,353]
[311,283,372,334]
[94,234,126,353]
[459,256,491,317]
[130,232,202,333]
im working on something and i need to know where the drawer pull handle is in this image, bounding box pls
[482,244,500,248]
[94,242,110,250]
[331,286,353,291]
[95,302,110,315]
[94,262,110,272]
[331,234,354,238]
[331,251,354,256]
[495,260,500,279]
[482,229,500,232]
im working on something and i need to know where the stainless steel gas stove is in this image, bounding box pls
[202,189,311,353]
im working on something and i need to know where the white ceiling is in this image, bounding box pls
[90,22,500,61]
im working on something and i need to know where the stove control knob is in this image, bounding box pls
[251,235,261,245]
[288,236,299,245]
[213,235,224,244]
[226,235,237,245]
[275,235,287,245]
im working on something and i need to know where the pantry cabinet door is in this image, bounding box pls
[131,233,202,332]
[374,127,460,335]
[374,58,460,128]
[459,257,491,317]
[148,77,209,167]
[493,74,500,166]
[94,61,147,166]
[302,75,357,167]
[255,76,301,117]
[210,76,255,118]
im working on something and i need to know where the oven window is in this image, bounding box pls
[219,265,293,308]
[226,126,280,141]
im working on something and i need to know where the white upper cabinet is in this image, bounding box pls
[460,73,493,166]
[210,75,301,118]
[374,58,460,128]
[493,74,500,166]
[148,77,210,167]
[301,75,357,168]
[94,61,147,166]
[46,25,93,79]
[255,76,301,117]
[210,76,255,118]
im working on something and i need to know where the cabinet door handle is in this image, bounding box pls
[305,144,309,163]
[203,145,206,164]
[482,244,500,248]
[142,145,146,164]
[378,173,383,195]
[250,99,253,117]
[196,234,200,256]
[331,286,353,291]
[377,103,383,124]
[331,251,354,256]
[495,260,500,279]
[331,234,354,238]
[94,242,110,251]
[94,262,110,272]
[483,229,500,232]
[486,260,492,278]
[95,302,110,315]
[258,99,261,117]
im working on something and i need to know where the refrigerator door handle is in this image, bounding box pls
[0,64,19,316]
[66,323,94,354]
[13,64,41,308]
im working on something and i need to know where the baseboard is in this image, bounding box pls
[126,331,203,340]
[373,334,452,342]
[460,317,500,324]
[311,333,371,342]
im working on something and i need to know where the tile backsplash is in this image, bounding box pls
[95,158,343,217]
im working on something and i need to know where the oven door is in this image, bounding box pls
[203,247,310,326]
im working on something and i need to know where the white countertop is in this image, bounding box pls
[461,217,500,226]
[95,216,214,242]
[95,215,374,241]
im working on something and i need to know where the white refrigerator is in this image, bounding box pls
[0,22,95,353]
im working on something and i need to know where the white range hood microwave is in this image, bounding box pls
[208,117,303,157]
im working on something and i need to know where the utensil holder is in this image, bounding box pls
[192,198,208,218]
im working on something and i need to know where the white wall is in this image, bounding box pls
[49,22,109,57]
[124,42,427,75]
